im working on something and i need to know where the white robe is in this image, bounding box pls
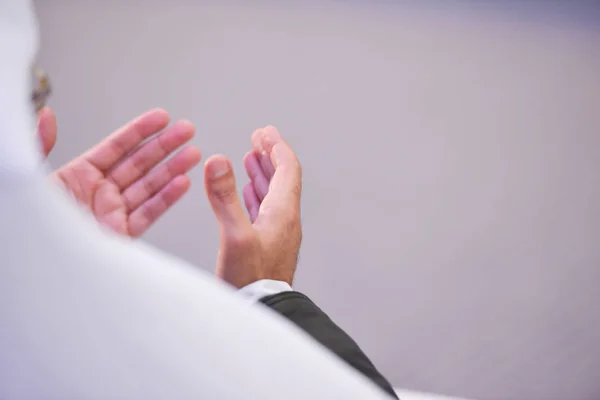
[0,1,389,398]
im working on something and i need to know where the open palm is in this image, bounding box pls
[38,107,201,237]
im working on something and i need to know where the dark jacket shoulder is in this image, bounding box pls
[260,291,398,399]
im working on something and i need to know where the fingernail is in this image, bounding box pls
[208,158,230,179]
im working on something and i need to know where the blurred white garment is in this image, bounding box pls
[0,1,390,399]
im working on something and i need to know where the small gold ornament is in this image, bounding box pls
[32,67,51,112]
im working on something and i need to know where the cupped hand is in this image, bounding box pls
[37,107,202,237]
[203,126,302,288]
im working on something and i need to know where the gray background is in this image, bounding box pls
[36,1,600,399]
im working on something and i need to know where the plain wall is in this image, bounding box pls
[35,1,600,399]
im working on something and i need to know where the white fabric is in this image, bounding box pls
[0,0,41,173]
[238,279,293,303]
[0,2,390,399]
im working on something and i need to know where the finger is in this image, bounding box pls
[109,120,195,190]
[204,155,252,235]
[85,108,170,172]
[251,126,302,210]
[258,152,275,180]
[123,145,201,212]
[243,151,269,200]
[243,182,260,223]
[250,128,276,180]
[37,107,57,158]
[128,174,191,237]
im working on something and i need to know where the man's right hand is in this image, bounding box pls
[203,126,302,289]
[37,107,202,237]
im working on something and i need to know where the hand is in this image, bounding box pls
[37,107,202,237]
[203,126,302,288]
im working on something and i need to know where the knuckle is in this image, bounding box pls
[213,189,236,205]
[291,180,302,199]
[142,177,160,199]
[211,183,238,205]
[263,125,278,132]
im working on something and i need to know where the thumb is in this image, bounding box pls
[204,155,253,236]
[37,107,57,158]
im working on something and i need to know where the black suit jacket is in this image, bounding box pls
[260,291,399,399]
